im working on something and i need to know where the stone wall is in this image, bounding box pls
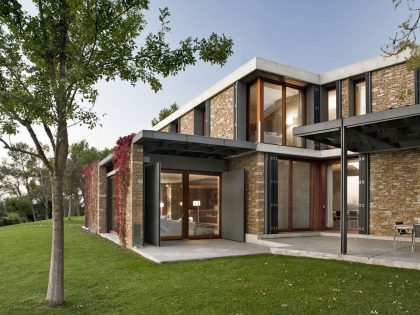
[124,143,143,248]
[210,86,234,139]
[97,165,107,233]
[179,110,194,135]
[84,164,98,233]
[229,152,265,234]
[341,79,349,118]
[372,63,415,112]
[370,149,420,235]
[159,125,170,132]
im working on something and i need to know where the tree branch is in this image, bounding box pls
[0,137,40,160]
[43,123,56,152]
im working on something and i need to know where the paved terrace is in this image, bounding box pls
[96,229,420,269]
[257,235,420,270]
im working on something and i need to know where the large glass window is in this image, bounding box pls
[326,160,360,230]
[188,174,220,237]
[285,87,304,147]
[327,89,337,121]
[247,79,305,147]
[263,82,283,145]
[277,159,311,231]
[355,80,366,115]
[248,83,258,142]
[160,172,183,238]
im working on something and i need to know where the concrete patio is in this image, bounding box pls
[256,235,420,270]
[132,239,271,263]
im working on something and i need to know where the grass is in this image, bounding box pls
[1,218,420,314]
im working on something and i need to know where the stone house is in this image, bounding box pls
[84,52,420,251]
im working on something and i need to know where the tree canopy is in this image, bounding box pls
[151,102,179,126]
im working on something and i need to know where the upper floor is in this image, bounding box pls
[153,51,419,151]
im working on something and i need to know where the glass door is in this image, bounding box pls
[188,173,220,238]
[277,159,311,231]
[160,172,184,239]
[160,171,221,240]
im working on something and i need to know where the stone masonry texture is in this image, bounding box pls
[124,143,143,248]
[159,125,170,132]
[341,79,349,118]
[372,63,415,112]
[97,165,107,233]
[210,86,234,139]
[229,152,265,234]
[370,149,420,235]
[179,110,194,135]
[85,165,98,233]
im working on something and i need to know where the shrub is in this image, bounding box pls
[0,212,24,227]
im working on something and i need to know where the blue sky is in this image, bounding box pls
[6,0,412,152]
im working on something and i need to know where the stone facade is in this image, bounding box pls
[210,86,234,139]
[97,165,107,233]
[229,152,265,234]
[84,164,98,233]
[371,63,415,113]
[159,125,170,132]
[341,79,349,118]
[179,110,194,135]
[370,149,420,235]
[124,143,143,248]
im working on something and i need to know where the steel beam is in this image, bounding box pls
[340,119,348,254]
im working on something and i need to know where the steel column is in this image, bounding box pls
[340,118,348,254]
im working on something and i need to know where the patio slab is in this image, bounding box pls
[132,239,271,263]
[264,236,420,270]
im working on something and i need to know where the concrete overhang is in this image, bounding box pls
[293,104,420,153]
[133,130,256,159]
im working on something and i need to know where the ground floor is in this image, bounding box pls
[84,131,420,252]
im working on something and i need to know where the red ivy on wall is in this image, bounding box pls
[112,133,135,244]
[82,161,99,231]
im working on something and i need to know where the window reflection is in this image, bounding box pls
[285,87,304,147]
[263,82,283,145]
[328,89,337,121]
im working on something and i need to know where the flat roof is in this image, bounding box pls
[132,130,256,159]
[152,51,411,131]
[293,105,420,153]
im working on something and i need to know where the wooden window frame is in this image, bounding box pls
[247,78,306,147]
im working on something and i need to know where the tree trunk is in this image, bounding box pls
[67,196,72,220]
[44,196,49,220]
[45,173,65,306]
[76,196,80,216]
[30,199,37,222]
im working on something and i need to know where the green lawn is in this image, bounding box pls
[1,218,420,314]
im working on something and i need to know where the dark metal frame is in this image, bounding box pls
[160,168,222,241]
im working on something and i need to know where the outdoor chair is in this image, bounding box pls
[412,224,420,252]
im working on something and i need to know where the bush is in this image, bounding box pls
[0,212,24,227]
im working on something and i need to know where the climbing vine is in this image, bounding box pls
[112,133,135,244]
[82,161,99,231]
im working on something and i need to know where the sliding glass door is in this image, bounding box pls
[160,172,183,239]
[326,160,360,231]
[160,171,220,240]
[277,159,311,231]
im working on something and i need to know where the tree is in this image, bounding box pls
[65,140,110,219]
[0,0,233,305]
[383,0,420,69]
[151,102,179,126]
[0,143,39,221]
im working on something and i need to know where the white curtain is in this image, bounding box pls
[326,165,334,228]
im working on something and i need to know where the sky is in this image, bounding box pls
[1,0,412,156]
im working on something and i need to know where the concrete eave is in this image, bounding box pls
[98,154,113,167]
[256,143,357,159]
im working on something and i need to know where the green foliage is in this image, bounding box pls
[384,0,420,70]
[4,196,31,217]
[151,102,179,126]
[0,1,233,165]
[0,212,23,226]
